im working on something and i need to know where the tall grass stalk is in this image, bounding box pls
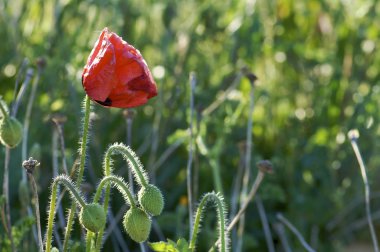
[236,72,256,252]
[256,196,275,252]
[273,222,292,252]
[27,171,43,252]
[276,213,316,252]
[187,72,196,237]
[348,129,379,252]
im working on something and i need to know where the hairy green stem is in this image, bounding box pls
[45,176,86,252]
[94,147,143,251]
[94,175,137,208]
[190,192,228,252]
[104,143,149,187]
[63,95,91,251]
[210,170,267,251]
[0,99,8,118]
[85,144,146,251]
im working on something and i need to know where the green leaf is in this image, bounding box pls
[176,238,191,252]
[148,241,179,252]
[148,238,191,252]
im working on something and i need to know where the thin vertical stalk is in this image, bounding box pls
[256,196,275,252]
[21,66,41,181]
[21,65,41,247]
[348,131,379,252]
[229,143,245,248]
[12,59,29,102]
[11,68,34,117]
[27,173,43,252]
[273,222,292,252]
[148,108,161,184]
[63,95,91,252]
[276,213,316,252]
[187,72,196,238]
[210,159,223,194]
[53,117,69,175]
[52,129,66,230]
[3,148,15,251]
[236,81,255,252]
[125,109,135,194]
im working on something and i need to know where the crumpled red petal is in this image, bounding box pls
[82,27,157,108]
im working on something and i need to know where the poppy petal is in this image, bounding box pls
[82,27,157,108]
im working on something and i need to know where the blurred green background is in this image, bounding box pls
[1,0,380,251]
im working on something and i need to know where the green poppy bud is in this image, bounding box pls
[51,247,59,252]
[79,203,106,233]
[123,207,151,243]
[0,116,23,148]
[138,184,164,216]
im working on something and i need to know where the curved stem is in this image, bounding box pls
[45,176,86,252]
[190,192,227,252]
[86,143,146,251]
[93,175,137,208]
[63,95,91,251]
[94,175,137,252]
[104,143,149,187]
[210,171,266,251]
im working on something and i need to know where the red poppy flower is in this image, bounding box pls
[82,27,157,108]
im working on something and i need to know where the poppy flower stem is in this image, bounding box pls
[103,143,149,187]
[0,98,8,119]
[94,175,137,208]
[189,192,228,252]
[63,95,91,252]
[85,143,148,251]
[92,175,137,252]
[46,175,86,252]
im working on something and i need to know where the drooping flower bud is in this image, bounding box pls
[51,247,59,252]
[79,203,106,233]
[138,184,164,216]
[0,116,23,148]
[123,207,151,243]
